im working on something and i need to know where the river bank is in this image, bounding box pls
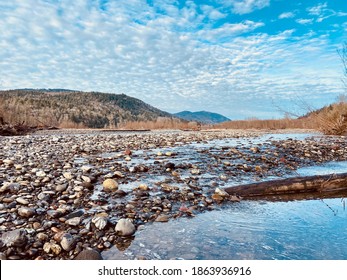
[1,129,347,260]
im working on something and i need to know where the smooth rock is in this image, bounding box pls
[155,214,169,222]
[1,229,28,247]
[74,248,103,260]
[36,170,46,177]
[81,166,92,172]
[55,184,67,192]
[18,207,36,218]
[102,179,118,192]
[16,197,29,205]
[215,187,229,197]
[63,172,73,180]
[138,184,149,191]
[65,217,81,226]
[115,218,136,236]
[60,233,76,251]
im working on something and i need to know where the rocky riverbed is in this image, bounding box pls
[1,129,347,260]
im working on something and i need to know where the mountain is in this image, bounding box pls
[174,110,230,124]
[0,89,173,128]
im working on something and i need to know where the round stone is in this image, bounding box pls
[18,207,36,218]
[115,218,136,236]
[60,233,76,251]
[155,214,169,222]
[102,179,118,192]
[74,248,103,260]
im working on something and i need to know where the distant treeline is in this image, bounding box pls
[0,89,176,128]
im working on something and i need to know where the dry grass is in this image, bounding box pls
[213,117,315,130]
[312,102,347,135]
[117,117,199,130]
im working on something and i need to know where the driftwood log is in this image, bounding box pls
[224,172,347,199]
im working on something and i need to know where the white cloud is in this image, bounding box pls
[220,0,270,15]
[307,2,328,16]
[278,12,295,19]
[296,18,314,25]
[197,20,264,42]
[201,5,227,20]
[306,2,347,23]
[0,0,344,119]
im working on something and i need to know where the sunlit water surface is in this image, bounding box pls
[102,133,347,260]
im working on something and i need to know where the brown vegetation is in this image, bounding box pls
[213,116,315,130]
[0,89,174,129]
[118,117,199,130]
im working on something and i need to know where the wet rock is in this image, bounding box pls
[229,195,241,202]
[155,214,169,222]
[74,248,103,260]
[138,184,149,191]
[114,171,125,178]
[103,179,118,192]
[214,187,229,197]
[190,168,200,175]
[124,149,132,156]
[1,229,28,247]
[165,162,175,169]
[115,218,136,236]
[211,193,224,203]
[81,165,92,172]
[64,209,85,220]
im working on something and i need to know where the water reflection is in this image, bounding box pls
[103,198,347,260]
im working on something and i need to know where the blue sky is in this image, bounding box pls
[1,0,346,119]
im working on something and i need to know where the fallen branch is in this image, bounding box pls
[224,172,347,199]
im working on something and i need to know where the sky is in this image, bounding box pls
[1,0,347,119]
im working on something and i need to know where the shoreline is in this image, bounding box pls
[1,129,346,260]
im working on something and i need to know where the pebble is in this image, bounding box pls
[63,172,73,180]
[1,229,28,247]
[102,179,118,192]
[155,214,169,222]
[65,217,81,226]
[92,215,108,230]
[36,170,46,177]
[16,197,30,205]
[18,207,36,218]
[60,233,76,251]
[1,129,346,260]
[115,218,136,236]
[74,248,103,260]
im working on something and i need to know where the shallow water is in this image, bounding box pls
[103,198,347,260]
[101,133,347,260]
